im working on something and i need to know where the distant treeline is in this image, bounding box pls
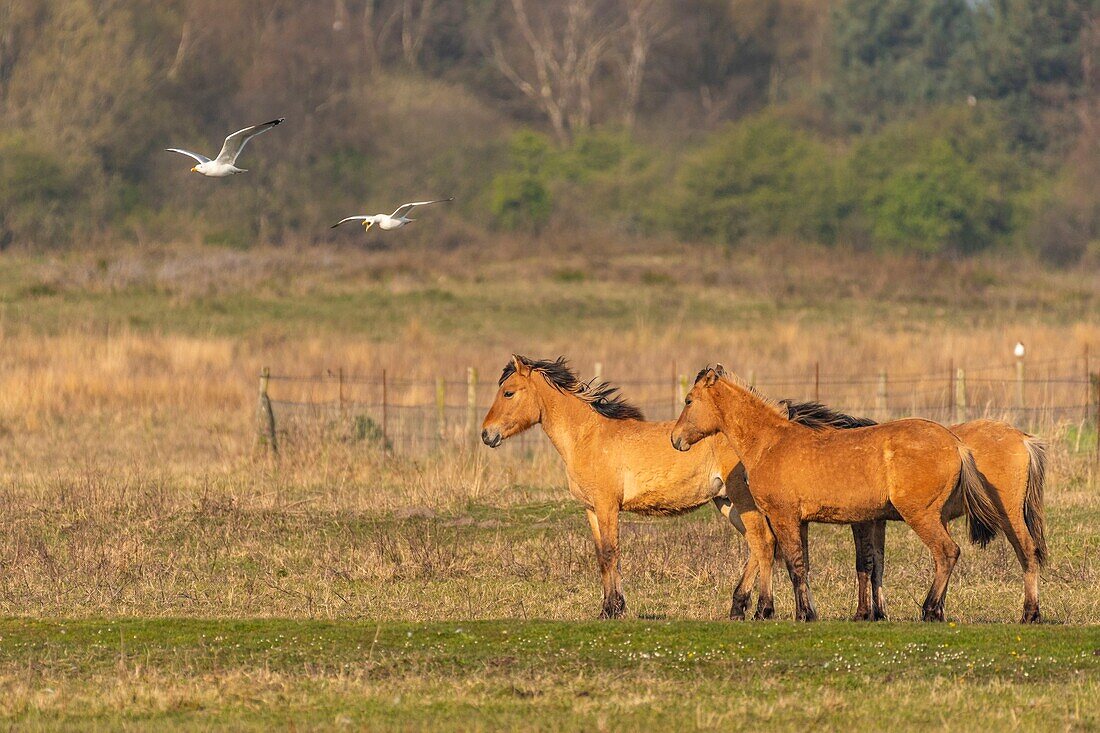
[0,0,1096,263]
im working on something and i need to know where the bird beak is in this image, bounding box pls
[190,166,197,172]
[364,222,373,231]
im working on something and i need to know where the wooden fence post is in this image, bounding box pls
[257,366,277,456]
[875,370,888,418]
[1094,370,1099,470]
[381,369,388,450]
[436,377,446,439]
[1085,345,1091,424]
[948,359,955,421]
[955,368,967,424]
[1016,353,1026,415]
[337,367,344,416]
[466,367,478,440]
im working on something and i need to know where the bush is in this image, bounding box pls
[488,130,555,232]
[844,107,1034,254]
[672,116,838,245]
[0,133,91,247]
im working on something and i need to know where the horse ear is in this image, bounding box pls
[714,363,727,377]
[511,354,531,377]
[703,368,720,387]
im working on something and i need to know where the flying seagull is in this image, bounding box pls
[166,118,285,177]
[331,198,455,232]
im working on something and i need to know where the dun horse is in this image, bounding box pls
[480,355,776,619]
[672,366,1000,622]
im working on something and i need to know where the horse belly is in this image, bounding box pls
[795,471,893,523]
[621,470,717,516]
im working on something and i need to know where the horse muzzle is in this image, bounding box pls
[481,428,503,448]
[670,433,691,452]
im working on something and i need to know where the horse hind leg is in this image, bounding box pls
[870,519,888,621]
[1000,511,1042,623]
[904,514,960,622]
[851,522,875,621]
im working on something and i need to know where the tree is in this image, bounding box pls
[829,0,977,130]
[673,115,837,244]
[489,0,619,143]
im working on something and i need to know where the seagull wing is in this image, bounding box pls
[331,216,372,229]
[389,197,455,219]
[165,148,211,164]
[214,118,285,165]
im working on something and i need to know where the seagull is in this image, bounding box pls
[166,118,284,177]
[331,198,455,232]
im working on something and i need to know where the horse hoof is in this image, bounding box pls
[729,593,751,621]
[852,607,872,622]
[872,610,888,622]
[600,593,626,620]
[921,607,945,622]
[754,604,775,621]
[1020,607,1041,624]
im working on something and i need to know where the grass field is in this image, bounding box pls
[2,618,1099,730]
[1,241,1098,729]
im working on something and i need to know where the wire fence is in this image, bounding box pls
[255,355,1100,459]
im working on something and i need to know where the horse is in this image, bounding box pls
[788,403,1047,623]
[672,366,1000,622]
[479,355,776,620]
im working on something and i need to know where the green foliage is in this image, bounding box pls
[830,0,977,129]
[970,0,1086,149]
[0,133,90,247]
[673,116,838,245]
[488,131,555,231]
[351,415,392,451]
[844,108,1034,254]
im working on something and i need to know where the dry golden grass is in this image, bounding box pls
[0,241,1097,623]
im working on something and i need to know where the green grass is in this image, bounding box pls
[2,618,1098,730]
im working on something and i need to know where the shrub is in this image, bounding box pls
[672,116,838,245]
[488,130,555,232]
[0,133,90,247]
[844,107,1034,254]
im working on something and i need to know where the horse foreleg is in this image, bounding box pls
[746,511,776,620]
[588,505,625,619]
[712,497,754,620]
[771,515,817,622]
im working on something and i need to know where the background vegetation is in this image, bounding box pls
[0,0,1098,265]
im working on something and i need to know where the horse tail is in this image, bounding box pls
[1022,436,1049,566]
[957,445,999,547]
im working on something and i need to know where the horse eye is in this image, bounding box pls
[685,397,693,406]
[503,390,515,398]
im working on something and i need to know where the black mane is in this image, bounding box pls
[784,400,877,430]
[500,356,645,421]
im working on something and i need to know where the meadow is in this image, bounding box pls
[0,239,1098,730]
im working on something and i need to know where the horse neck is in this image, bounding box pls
[532,377,602,467]
[714,381,789,468]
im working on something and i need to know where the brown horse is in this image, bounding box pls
[789,404,1048,623]
[480,355,777,619]
[672,366,1000,622]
